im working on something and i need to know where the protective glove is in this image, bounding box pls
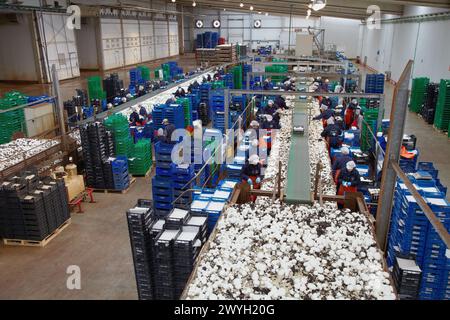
[256,177,261,184]
[247,178,253,185]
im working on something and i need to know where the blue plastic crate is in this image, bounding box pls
[154,201,173,210]
[152,185,173,196]
[152,176,173,188]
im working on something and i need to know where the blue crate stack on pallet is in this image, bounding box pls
[186,91,200,122]
[209,89,225,132]
[196,34,203,48]
[172,163,195,210]
[365,74,385,94]
[112,156,131,190]
[211,32,219,48]
[387,167,450,300]
[151,104,165,130]
[152,142,175,217]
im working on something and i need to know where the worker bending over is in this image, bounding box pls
[332,146,353,184]
[337,161,361,209]
[320,118,343,151]
[165,95,177,105]
[174,86,186,98]
[345,99,359,129]
[241,154,262,202]
[313,104,334,127]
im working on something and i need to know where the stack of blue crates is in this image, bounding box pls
[200,83,212,103]
[152,142,175,217]
[196,34,203,48]
[399,149,419,173]
[151,104,185,130]
[418,162,447,195]
[129,68,144,91]
[365,74,385,94]
[172,163,195,210]
[223,73,233,89]
[112,156,130,190]
[211,32,218,48]
[186,92,201,122]
[209,89,225,132]
[387,168,450,300]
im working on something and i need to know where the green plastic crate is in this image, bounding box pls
[433,79,450,130]
[409,77,429,113]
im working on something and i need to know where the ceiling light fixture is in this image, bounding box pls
[250,6,254,11]
[171,0,176,3]
[192,1,197,7]
[265,12,269,16]
[258,11,262,14]
[224,8,226,11]
[240,3,244,7]
[311,0,326,11]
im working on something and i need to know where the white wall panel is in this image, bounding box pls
[154,21,169,58]
[101,18,124,70]
[123,19,141,65]
[320,17,360,58]
[140,20,155,62]
[76,18,99,69]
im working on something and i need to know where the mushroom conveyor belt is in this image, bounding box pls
[285,98,313,204]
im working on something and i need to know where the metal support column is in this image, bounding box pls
[51,64,67,144]
[224,89,229,133]
[287,5,293,53]
[376,60,413,251]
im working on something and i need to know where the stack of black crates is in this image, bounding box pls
[420,83,439,124]
[80,122,115,189]
[392,255,422,300]
[103,73,124,103]
[0,172,70,241]
[126,201,207,300]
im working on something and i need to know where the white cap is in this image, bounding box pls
[248,154,260,165]
[157,128,164,136]
[327,117,335,125]
[346,161,356,171]
[352,99,358,104]
[251,139,259,147]
[250,120,259,128]
[268,100,274,106]
[336,104,343,109]
[121,97,127,102]
[377,132,383,137]
[325,79,329,83]
[265,115,273,122]
[126,93,132,99]
[341,146,350,155]
[351,126,358,130]
[162,118,169,124]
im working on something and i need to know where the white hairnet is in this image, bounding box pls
[341,146,350,155]
[352,99,358,105]
[250,120,259,128]
[248,154,260,165]
[346,161,356,171]
[268,100,274,106]
[265,115,273,122]
[162,118,169,124]
[157,128,164,136]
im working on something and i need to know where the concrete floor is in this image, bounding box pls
[0,61,449,300]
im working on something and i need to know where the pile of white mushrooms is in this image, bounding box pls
[186,201,395,300]
[185,93,395,300]
[0,138,60,171]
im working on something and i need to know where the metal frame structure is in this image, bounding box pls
[376,60,450,251]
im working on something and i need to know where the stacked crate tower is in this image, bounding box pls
[0,91,27,144]
[433,79,450,131]
[409,77,430,113]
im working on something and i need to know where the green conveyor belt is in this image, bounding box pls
[285,99,313,204]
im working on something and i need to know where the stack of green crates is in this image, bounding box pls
[409,77,429,113]
[128,139,152,176]
[104,114,132,156]
[433,79,450,131]
[176,97,192,127]
[88,76,106,100]
[154,68,163,80]
[138,66,151,81]
[360,107,379,152]
[162,64,171,81]
[265,64,287,84]
[231,65,243,89]
[0,91,27,144]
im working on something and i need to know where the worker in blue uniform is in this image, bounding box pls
[129,107,140,125]
[263,79,273,90]
[158,118,176,143]
[275,96,287,109]
[174,86,186,98]
[320,118,343,150]
[165,95,177,105]
[337,161,361,208]
[241,154,262,202]
[264,100,277,116]
[332,146,353,184]
[139,105,148,119]
[313,104,334,126]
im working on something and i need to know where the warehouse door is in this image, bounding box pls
[227,18,244,45]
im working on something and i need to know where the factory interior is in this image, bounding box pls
[0,0,449,302]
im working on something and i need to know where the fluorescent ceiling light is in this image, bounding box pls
[240,3,244,7]
[311,0,326,11]
[192,1,197,7]
[250,6,254,11]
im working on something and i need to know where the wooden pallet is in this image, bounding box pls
[92,177,136,194]
[2,219,72,248]
[132,165,154,178]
